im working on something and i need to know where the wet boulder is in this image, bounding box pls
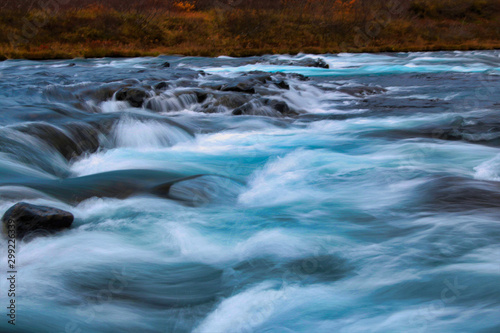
[214,93,250,109]
[296,58,329,69]
[16,122,104,161]
[220,80,256,94]
[195,90,209,103]
[17,123,76,160]
[154,82,169,91]
[267,100,290,114]
[63,123,102,158]
[286,73,309,81]
[2,202,74,239]
[271,58,329,69]
[263,99,298,116]
[115,87,149,107]
[244,72,273,84]
[274,80,290,90]
[232,102,254,115]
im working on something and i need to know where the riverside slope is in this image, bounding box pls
[0,51,500,332]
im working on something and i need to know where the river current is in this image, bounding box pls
[0,51,499,332]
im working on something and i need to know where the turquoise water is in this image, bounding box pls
[0,51,500,332]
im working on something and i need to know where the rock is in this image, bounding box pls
[161,61,170,68]
[303,58,329,69]
[195,91,209,103]
[271,58,329,69]
[16,122,102,161]
[287,73,309,81]
[17,123,76,160]
[154,82,169,91]
[214,93,249,109]
[200,105,225,114]
[115,87,148,107]
[220,79,256,94]
[265,99,298,116]
[245,72,273,83]
[2,202,73,239]
[200,82,224,90]
[63,123,102,158]
[268,100,291,114]
[232,102,253,115]
[274,80,290,90]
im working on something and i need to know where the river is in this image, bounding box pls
[0,51,499,332]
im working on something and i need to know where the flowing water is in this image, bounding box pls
[0,51,499,332]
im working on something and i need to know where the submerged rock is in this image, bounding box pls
[2,202,73,239]
[17,121,106,161]
[338,85,387,97]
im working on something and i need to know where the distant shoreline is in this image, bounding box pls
[1,44,499,61]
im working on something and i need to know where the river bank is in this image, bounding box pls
[1,2,499,60]
[1,42,499,61]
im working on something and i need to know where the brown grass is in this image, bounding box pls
[0,0,499,59]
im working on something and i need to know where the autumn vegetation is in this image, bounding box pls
[0,0,499,59]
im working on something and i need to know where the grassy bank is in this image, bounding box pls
[0,0,499,60]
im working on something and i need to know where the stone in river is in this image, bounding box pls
[2,202,73,239]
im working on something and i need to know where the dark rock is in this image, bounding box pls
[232,108,244,116]
[63,123,102,158]
[161,61,170,68]
[231,99,298,117]
[2,202,73,239]
[115,87,148,107]
[220,80,256,94]
[214,94,249,109]
[232,102,253,115]
[274,80,290,90]
[265,99,298,116]
[419,176,500,212]
[287,73,309,81]
[271,58,329,69]
[195,91,209,103]
[306,58,329,69]
[269,100,290,114]
[154,82,169,91]
[17,123,76,160]
[201,105,225,114]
